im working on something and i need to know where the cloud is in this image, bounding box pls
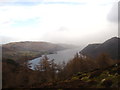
[57,27,69,32]
[0,0,42,6]
[0,36,17,44]
[107,2,118,23]
[0,0,118,44]
[0,0,85,6]
[11,17,40,27]
[0,0,116,6]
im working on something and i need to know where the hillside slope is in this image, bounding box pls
[3,58,120,89]
[80,37,120,60]
[37,63,119,88]
[2,41,72,63]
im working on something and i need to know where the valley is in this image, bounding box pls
[2,37,120,89]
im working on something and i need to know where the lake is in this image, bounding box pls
[28,47,82,70]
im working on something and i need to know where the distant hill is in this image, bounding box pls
[3,41,67,52]
[80,37,120,60]
[2,41,74,63]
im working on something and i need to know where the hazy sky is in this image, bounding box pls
[0,0,119,45]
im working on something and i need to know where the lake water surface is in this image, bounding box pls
[28,47,82,70]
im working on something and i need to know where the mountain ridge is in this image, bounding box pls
[80,37,119,60]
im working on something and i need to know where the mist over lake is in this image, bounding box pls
[28,47,82,70]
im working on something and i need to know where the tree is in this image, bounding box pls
[97,53,113,69]
[49,59,57,81]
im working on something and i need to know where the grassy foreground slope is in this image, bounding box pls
[2,54,120,89]
[39,63,119,88]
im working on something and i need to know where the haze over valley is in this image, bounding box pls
[1,0,120,89]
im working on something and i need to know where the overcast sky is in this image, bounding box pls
[0,0,119,45]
